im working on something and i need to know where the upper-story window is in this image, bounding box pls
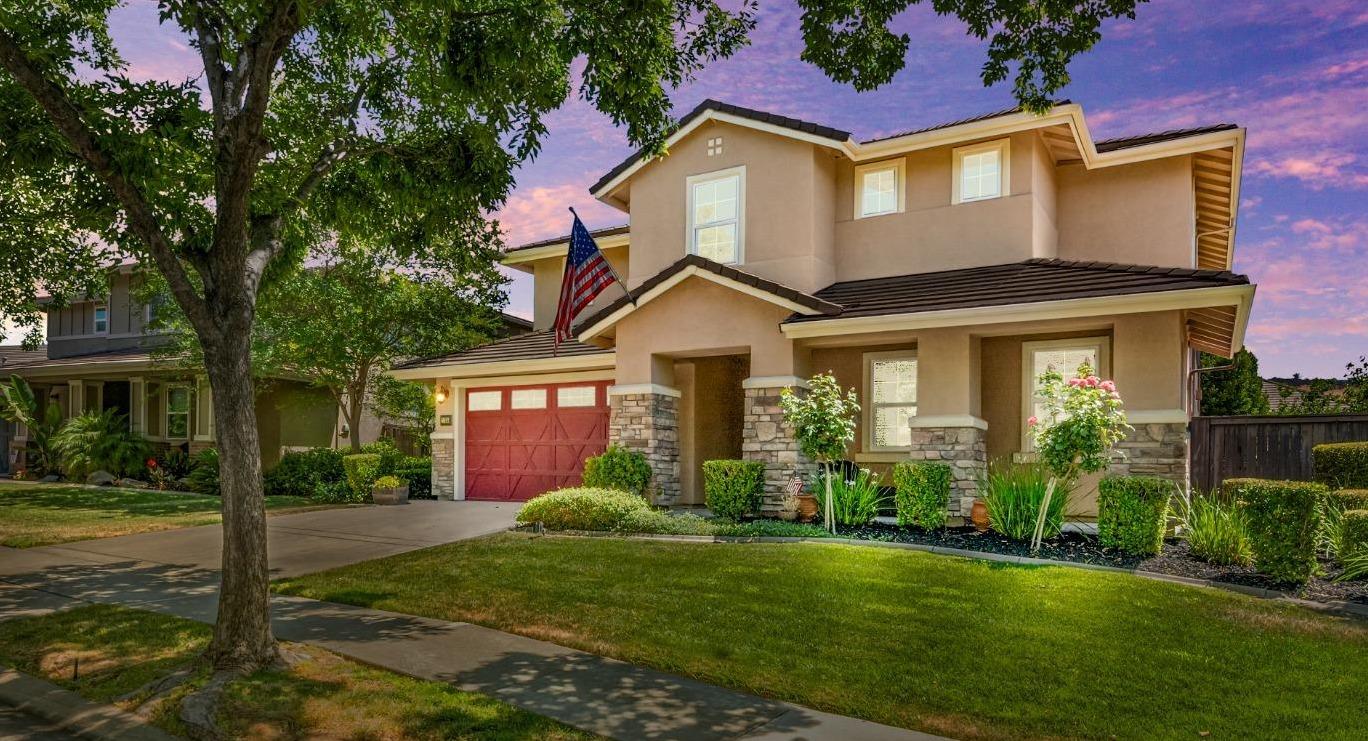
[952,139,1010,204]
[855,160,905,218]
[686,166,744,264]
[93,304,108,334]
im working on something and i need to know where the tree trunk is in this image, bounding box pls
[200,318,276,672]
[346,386,365,453]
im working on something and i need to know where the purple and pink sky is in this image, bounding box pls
[18,1,1368,377]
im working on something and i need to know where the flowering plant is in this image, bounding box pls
[1029,362,1132,479]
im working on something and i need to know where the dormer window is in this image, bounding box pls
[855,160,905,218]
[953,139,1010,204]
[93,304,108,334]
[686,166,744,264]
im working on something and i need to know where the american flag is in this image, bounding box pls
[553,212,622,352]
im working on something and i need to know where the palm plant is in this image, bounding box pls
[52,409,150,479]
[0,374,64,476]
[1174,490,1252,566]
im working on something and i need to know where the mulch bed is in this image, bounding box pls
[831,523,1368,606]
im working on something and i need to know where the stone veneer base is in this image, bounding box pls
[609,392,681,505]
[741,386,816,512]
[431,436,455,500]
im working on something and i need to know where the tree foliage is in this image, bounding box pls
[1198,350,1269,416]
[1273,356,1368,416]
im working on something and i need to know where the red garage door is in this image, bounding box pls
[464,381,611,501]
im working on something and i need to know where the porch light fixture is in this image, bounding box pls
[435,385,448,404]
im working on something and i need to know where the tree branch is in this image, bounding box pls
[0,28,210,331]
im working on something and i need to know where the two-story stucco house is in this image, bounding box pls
[394,100,1255,519]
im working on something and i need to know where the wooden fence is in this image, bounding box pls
[1189,414,1368,491]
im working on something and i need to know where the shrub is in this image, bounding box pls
[53,410,150,478]
[361,438,406,475]
[373,474,406,489]
[1098,476,1173,556]
[1174,490,1251,566]
[715,519,832,538]
[1313,442,1368,489]
[160,449,194,478]
[515,487,650,531]
[265,447,346,497]
[1238,479,1325,584]
[980,460,1065,541]
[1333,489,1368,510]
[1219,477,1265,499]
[186,448,220,497]
[342,453,383,501]
[818,467,886,527]
[395,465,432,499]
[1340,510,1368,563]
[702,460,765,520]
[582,445,652,497]
[893,461,951,530]
[310,479,353,504]
[1316,490,1368,560]
[616,509,716,536]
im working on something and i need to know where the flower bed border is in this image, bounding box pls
[526,527,1368,621]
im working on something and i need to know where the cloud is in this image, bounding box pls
[1250,153,1368,189]
[493,183,623,248]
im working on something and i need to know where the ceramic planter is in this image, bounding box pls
[970,498,990,532]
[373,484,410,506]
[796,494,820,522]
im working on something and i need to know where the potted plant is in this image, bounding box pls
[372,474,410,505]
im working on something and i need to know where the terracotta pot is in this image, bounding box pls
[970,499,990,532]
[795,494,819,523]
[372,484,410,506]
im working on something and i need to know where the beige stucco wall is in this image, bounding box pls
[612,276,805,385]
[1056,156,1195,267]
[676,355,748,504]
[529,245,630,330]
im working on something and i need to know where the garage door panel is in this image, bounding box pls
[465,381,610,501]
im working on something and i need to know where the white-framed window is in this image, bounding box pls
[686,166,744,264]
[166,385,191,439]
[952,139,1010,204]
[556,386,597,408]
[1021,336,1111,449]
[854,159,904,218]
[706,137,723,156]
[510,388,547,409]
[864,350,918,450]
[93,304,108,334]
[467,390,502,411]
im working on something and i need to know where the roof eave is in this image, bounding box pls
[388,351,616,381]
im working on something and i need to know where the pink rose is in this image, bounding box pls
[1027,416,1038,427]
[1067,378,1081,387]
[1100,380,1116,392]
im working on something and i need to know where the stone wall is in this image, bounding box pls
[609,392,681,505]
[431,436,455,500]
[741,386,816,512]
[905,426,987,520]
[1111,422,1189,491]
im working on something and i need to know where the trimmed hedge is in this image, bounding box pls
[1332,489,1368,511]
[342,453,383,502]
[1219,477,1265,499]
[516,487,650,531]
[396,465,433,499]
[703,460,766,520]
[1234,478,1326,584]
[265,448,345,497]
[1342,510,1368,562]
[582,445,652,497]
[892,461,951,530]
[1098,476,1173,556]
[1313,441,1368,489]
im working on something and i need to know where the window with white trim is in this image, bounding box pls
[687,167,743,264]
[93,304,108,334]
[166,386,191,439]
[511,388,547,409]
[557,386,597,407]
[865,351,918,450]
[1022,337,1110,448]
[855,160,904,218]
[467,390,502,411]
[953,139,1009,204]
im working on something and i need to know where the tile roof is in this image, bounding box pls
[2,346,164,371]
[395,330,611,370]
[785,258,1250,324]
[589,99,853,194]
[506,224,631,255]
[574,254,842,333]
[1093,124,1239,153]
[0,345,50,369]
[859,101,1072,144]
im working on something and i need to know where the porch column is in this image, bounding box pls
[432,379,458,501]
[741,377,816,513]
[1111,312,1190,491]
[913,328,988,519]
[66,380,84,419]
[128,377,146,434]
[608,384,681,505]
[192,375,214,451]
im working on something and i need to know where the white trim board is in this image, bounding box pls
[389,353,615,381]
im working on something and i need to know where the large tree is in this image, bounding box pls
[1198,350,1270,416]
[0,0,1143,673]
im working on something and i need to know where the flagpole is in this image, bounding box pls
[569,207,633,305]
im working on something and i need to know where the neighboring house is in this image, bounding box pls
[0,266,340,475]
[393,99,1255,519]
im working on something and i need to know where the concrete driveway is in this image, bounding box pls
[0,500,519,579]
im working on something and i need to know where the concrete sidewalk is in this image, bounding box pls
[1,543,944,739]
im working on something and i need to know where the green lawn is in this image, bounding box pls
[0,603,593,739]
[0,483,331,547]
[275,532,1368,741]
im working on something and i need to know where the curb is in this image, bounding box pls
[0,667,179,741]
[535,530,1368,620]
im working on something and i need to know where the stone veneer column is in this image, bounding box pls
[741,386,816,512]
[907,425,988,520]
[1112,422,1189,491]
[609,391,680,505]
[431,437,455,500]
